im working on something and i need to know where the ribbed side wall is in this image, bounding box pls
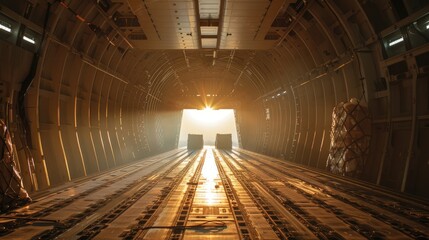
[235,0,429,199]
[1,0,429,199]
[0,1,182,190]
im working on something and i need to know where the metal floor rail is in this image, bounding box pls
[0,147,428,240]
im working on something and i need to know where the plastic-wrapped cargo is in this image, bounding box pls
[326,98,371,176]
[215,134,232,150]
[0,119,31,212]
[187,134,204,150]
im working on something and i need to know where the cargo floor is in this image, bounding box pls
[0,147,428,239]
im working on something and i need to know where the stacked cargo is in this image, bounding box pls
[0,119,31,212]
[187,134,204,150]
[215,134,232,150]
[326,98,371,176]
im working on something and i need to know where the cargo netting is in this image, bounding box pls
[326,98,371,176]
[0,119,31,212]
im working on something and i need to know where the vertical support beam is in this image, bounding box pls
[316,77,328,168]
[401,57,418,192]
[376,65,392,185]
[289,85,300,162]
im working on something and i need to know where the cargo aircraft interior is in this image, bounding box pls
[0,0,429,239]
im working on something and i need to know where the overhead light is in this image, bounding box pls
[388,37,404,46]
[0,22,11,32]
[23,35,35,44]
[283,91,287,94]
[426,23,429,29]
[201,38,217,48]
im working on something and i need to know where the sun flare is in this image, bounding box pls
[178,109,239,147]
[188,107,228,123]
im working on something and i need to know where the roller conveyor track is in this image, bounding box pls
[231,149,429,239]
[0,147,427,240]
[0,149,193,239]
[223,151,383,239]
[218,151,318,239]
[235,149,429,221]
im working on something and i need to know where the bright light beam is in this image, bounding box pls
[188,107,230,124]
[178,109,239,147]
[0,23,11,33]
[23,35,35,44]
[389,37,404,46]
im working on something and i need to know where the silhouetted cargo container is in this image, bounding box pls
[215,134,232,150]
[187,134,204,150]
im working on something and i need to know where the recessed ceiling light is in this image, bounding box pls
[0,22,11,32]
[23,35,35,44]
[388,37,403,46]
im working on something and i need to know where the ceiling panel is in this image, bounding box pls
[201,38,217,48]
[124,0,291,50]
[155,22,196,28]
[199,0,221,19]
[201,26,218,36]
[137,0,199,48]
[146,2,194,10]
[226,2,270,11]
[151,16,197,23]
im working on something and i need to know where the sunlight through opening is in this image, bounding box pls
[201,148,219,205]
[178,109,239,147]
